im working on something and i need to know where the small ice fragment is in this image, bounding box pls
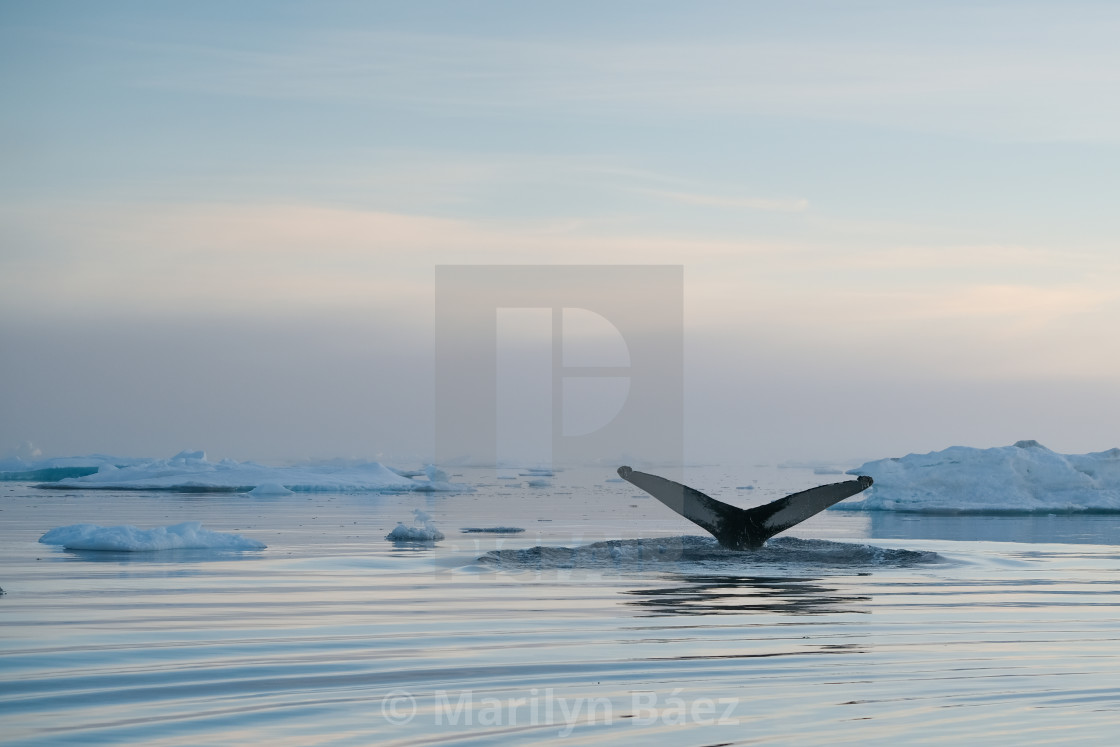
[460,527,525,534]
[386,508,445,542]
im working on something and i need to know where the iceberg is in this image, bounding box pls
[386,509,445,542]
[32,451,470,493]
[837,440,1120,513]
[0,454,149,482]
[39,521,266,551]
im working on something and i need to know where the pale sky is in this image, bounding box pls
[2,1,1118,464]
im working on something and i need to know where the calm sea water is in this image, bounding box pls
[3,466,1120,745]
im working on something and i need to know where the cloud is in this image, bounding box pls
[0,201,784,319]
[119,10,1120,143]
[4,197,1118,382]
[3,195,1118,462]
[910,284,1113,321]
[4,200,1116,322]
[641,189,808,213]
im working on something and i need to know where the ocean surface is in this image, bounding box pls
[4,465,1120,745]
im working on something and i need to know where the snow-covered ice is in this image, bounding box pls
[32,450,470,493]
[386,509,445,542]
[0,453,148,481]
[38,521,266,551]
[423,464,450,483]
[838,440,1120,513]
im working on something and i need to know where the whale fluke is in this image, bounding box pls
[617,466,873,550]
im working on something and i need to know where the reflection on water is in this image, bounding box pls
[870,512,1120,545]
[622,574,871,616]
[9,475,1120,744]
[56,548,267,564]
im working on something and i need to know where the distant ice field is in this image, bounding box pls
[4,465,1120,744]
[1,450,467,493]
[8,441,1120,513]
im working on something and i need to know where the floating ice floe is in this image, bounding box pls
[386,509,445,542]
[39,521,266,551]
[0,454,149,482]
[32,450,471,494]
[836,440,1120,513]
[460,527,525,534]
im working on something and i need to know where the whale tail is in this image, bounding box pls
[616,466,873,550]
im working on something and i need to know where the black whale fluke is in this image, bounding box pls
[617,466,873,550]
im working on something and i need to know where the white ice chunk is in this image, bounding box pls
[837,441,1120,513]
[39,521,266,551]
[386,509,445,542]
[41,452,472,493]
[423,464,450,483]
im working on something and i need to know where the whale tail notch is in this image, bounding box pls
[616,466,873,550]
